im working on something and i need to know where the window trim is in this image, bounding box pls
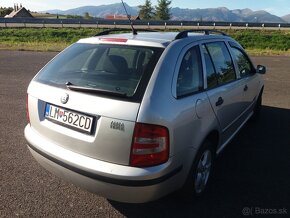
[201,40,238,91]
[200,44,219,90]
[172,43,205,99]
[228,41,256,79]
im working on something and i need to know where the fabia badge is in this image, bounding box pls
[110,121,125,131]
[60,93,69,104]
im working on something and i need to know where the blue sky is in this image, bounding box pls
[1,0,290,16]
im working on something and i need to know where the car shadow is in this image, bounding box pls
[109,105,290,217]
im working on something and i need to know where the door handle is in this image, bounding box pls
[215,97,224,106]
[244,85,248,92]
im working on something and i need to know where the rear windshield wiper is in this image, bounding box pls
[66,82,128,98]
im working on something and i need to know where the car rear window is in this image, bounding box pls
[35,43,163,101]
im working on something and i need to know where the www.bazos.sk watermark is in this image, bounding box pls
[242,207,288,216]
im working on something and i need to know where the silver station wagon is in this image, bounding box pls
[25,29,266,203]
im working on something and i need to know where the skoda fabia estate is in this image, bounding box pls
[25,29,266,203]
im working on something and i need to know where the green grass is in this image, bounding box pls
[0,28,290,55]
[0,28,103,51]
[227,30,290,54]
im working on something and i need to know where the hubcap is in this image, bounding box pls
[194,149,212,194]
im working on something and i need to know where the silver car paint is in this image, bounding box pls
[27,81,139,165]
[138,39,220,158]
[25,124,191,203]
[25,32,264,203]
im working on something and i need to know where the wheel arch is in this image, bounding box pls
[179,129,220,197]
[204,129,220,154]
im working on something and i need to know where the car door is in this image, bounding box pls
[201,41,245,144]
[229,43,260,114]
[170,43,215,153]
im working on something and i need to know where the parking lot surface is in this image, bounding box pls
[0,51,289,217]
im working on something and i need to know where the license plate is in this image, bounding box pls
[45,104,94,134]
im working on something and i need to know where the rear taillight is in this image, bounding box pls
[130,123,169,167]
[26,94,30,125]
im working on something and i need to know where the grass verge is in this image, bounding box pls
[0,28,290,55]
[0,27,101,52]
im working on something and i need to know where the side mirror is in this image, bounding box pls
[257,65,266,74]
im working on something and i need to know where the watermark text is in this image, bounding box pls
[242,207,288,216]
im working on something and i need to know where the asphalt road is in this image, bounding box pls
[0,51,289,217]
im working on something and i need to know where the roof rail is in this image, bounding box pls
[175,29,228,40]
[95,28,157,37]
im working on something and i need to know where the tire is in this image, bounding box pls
[180,140,215,198]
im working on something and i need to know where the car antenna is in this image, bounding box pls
[121,0,137,35]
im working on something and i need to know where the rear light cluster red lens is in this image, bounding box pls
[26,94,30,125]
[130,123,169,167]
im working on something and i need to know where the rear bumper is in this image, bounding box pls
[25,125,186,203]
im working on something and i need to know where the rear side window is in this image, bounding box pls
[230,47,255,78]
[201,45,218,89]
[176,45,203,98]
[35,43,163,100]
[205,42,236,85]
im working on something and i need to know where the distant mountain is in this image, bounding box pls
[42,3,286,23]
[241,10,285,23]
[44,9,63,14]
[232,8,254,17]
[171,7,242,22]
[44,3,138,18]
[170,7,285,23]
[282,14,290,23]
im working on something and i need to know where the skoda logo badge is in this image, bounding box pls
[61,93,69,104]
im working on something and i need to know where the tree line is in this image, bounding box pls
[0,7,13,17]
[0,1,173,20]
[139,0,171,20]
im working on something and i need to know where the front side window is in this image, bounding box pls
[35,43,163,99]
[205,42,236,85]
[231,47,255,78]
[176,45,203,98]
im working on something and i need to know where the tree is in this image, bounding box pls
[138,0,154,20]
[0,7,13,17]
[155,0,171,20]
[84,12,92,19]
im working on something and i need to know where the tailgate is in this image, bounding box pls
[27,81,139,165]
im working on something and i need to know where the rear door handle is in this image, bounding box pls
[244,85,248,91]
[215,97,224,106]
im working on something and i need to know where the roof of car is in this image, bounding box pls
[77,31,230,48]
